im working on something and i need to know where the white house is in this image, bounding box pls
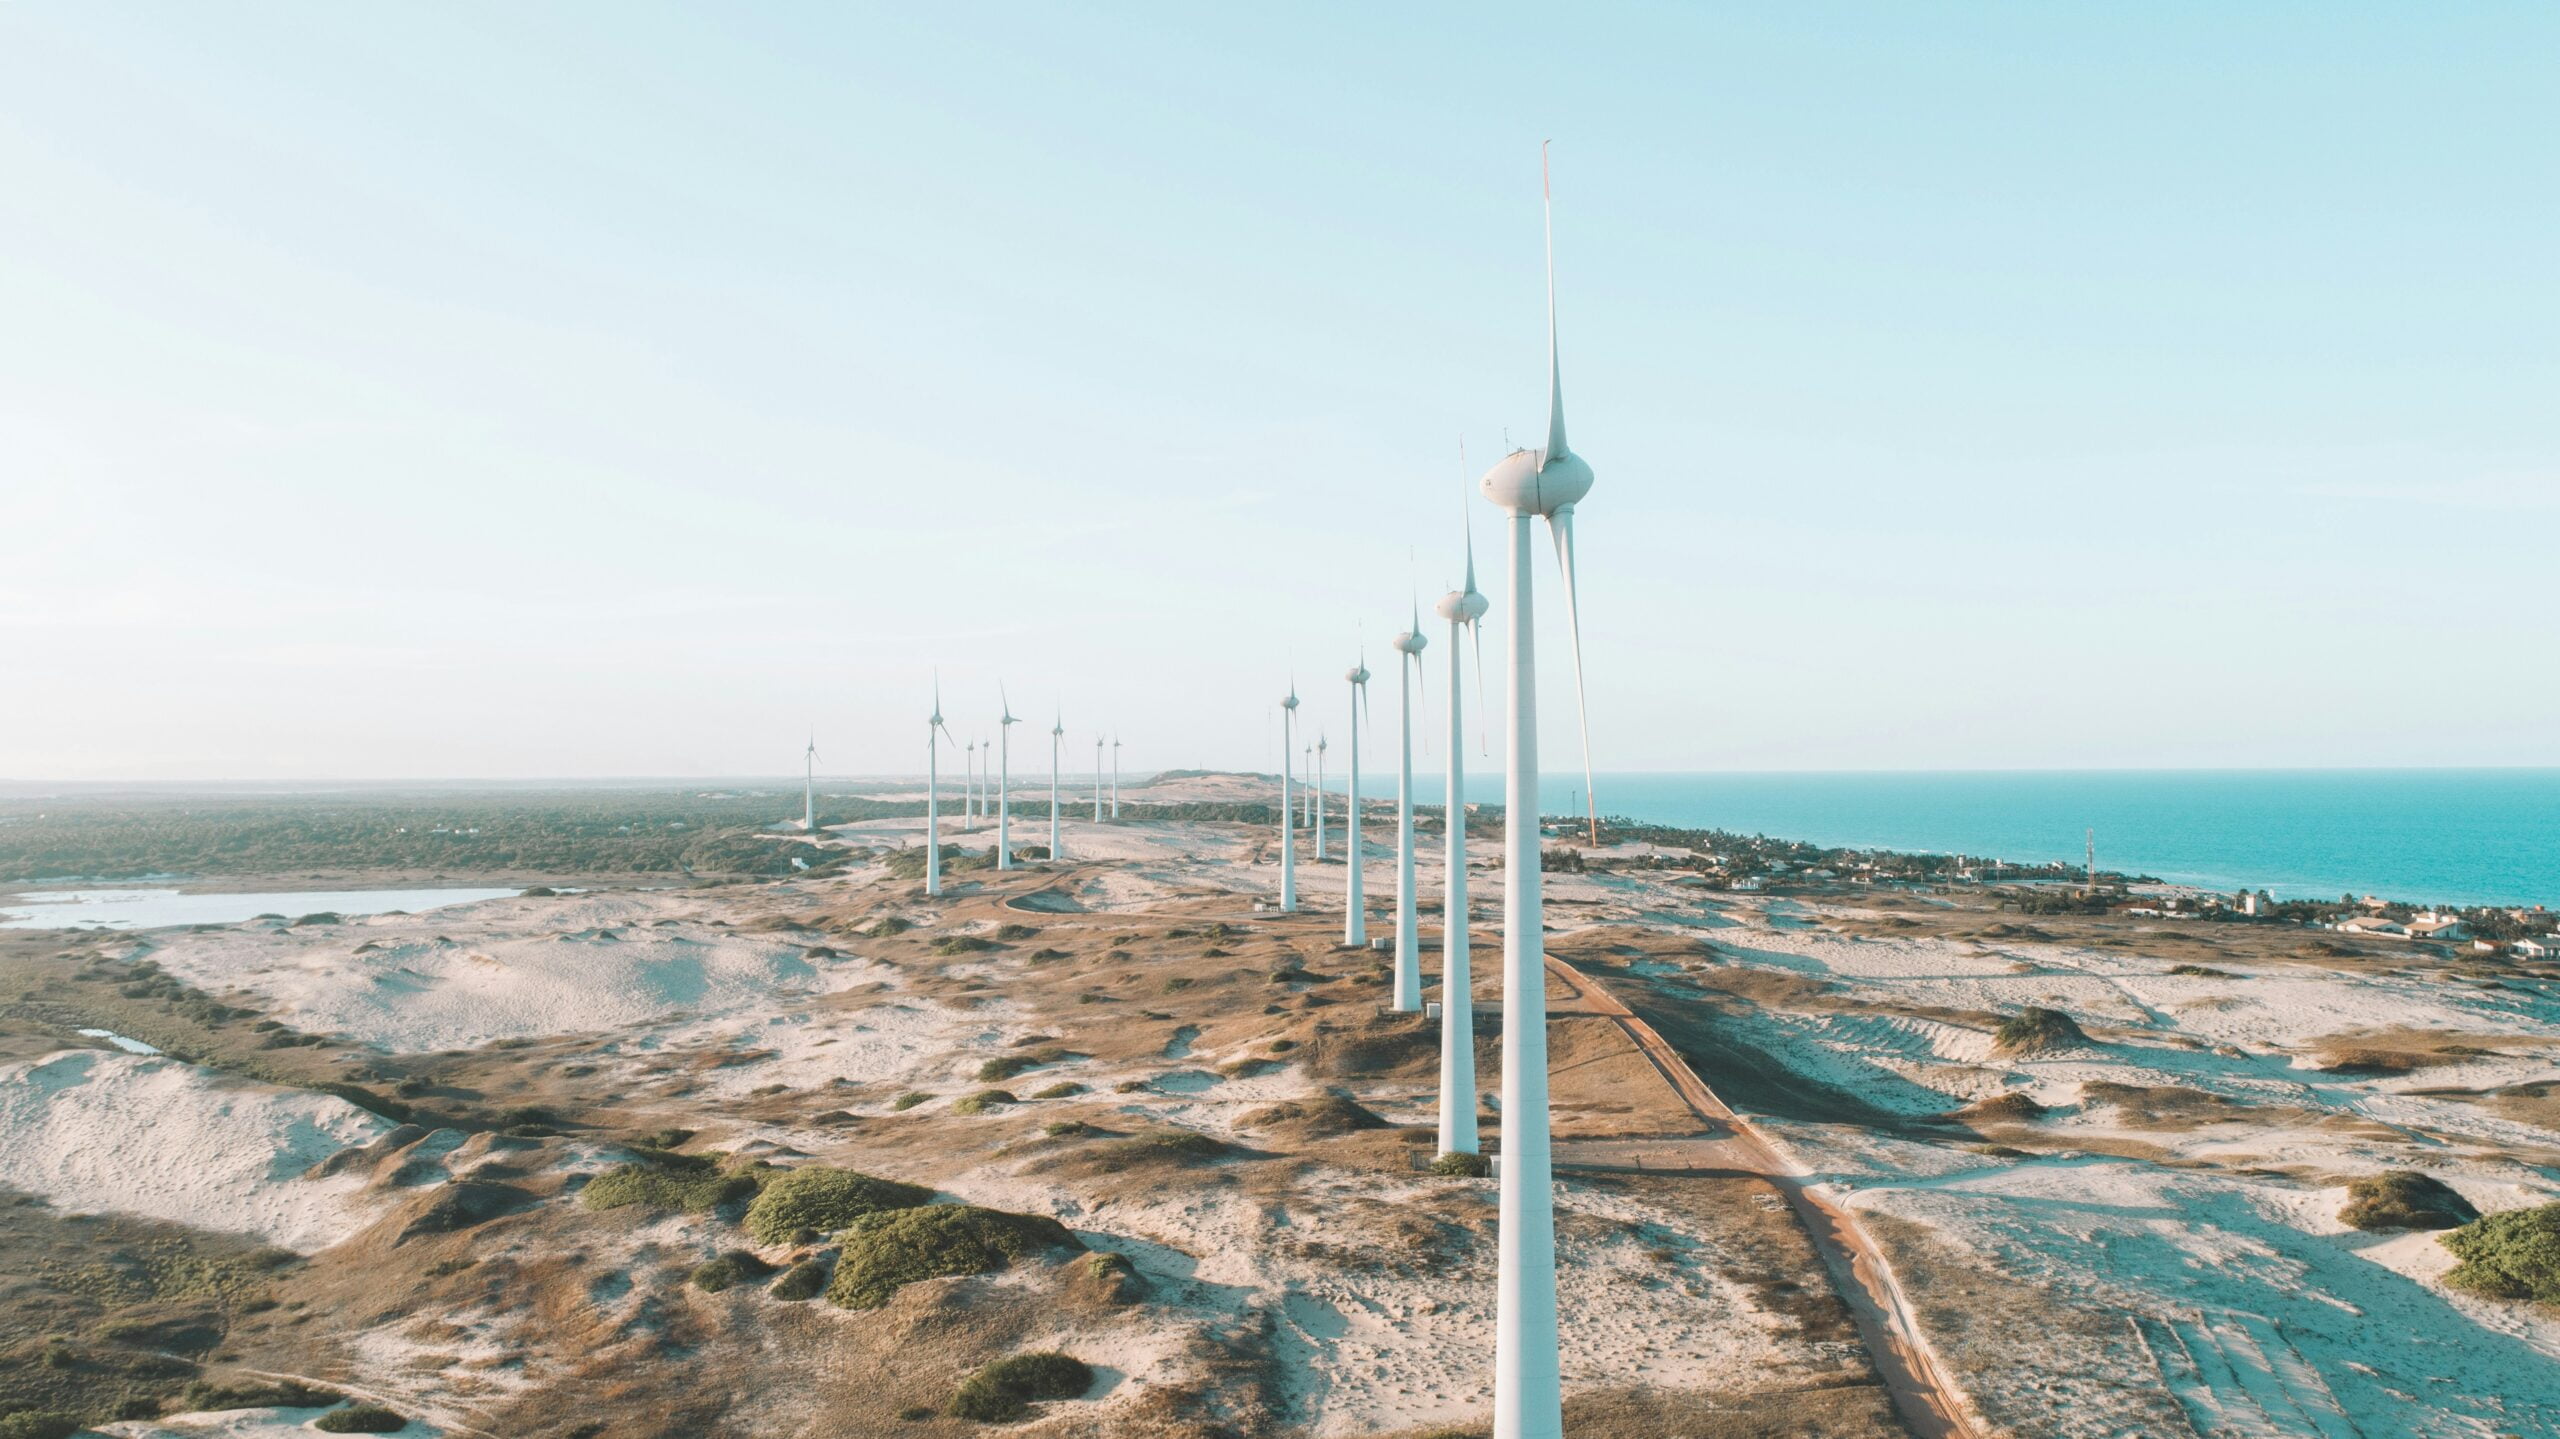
[2514,938,2552,960]
[2407,913,2472,942]
[2335,915,2409,938]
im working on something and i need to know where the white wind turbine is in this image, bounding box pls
[1110,735,1122,819]
[1342,657,1371,948]
[1278,684,1300,912]
[1303,742,1315,828]
[801,734,818,834]
[1474,142,1600,1439]
[1391,605,1429,1011]
[1436,494,1491,1158]
[1093,735,1105,822]
[1048,709,1066,862]
[1314,733,1329,861]
[997,689,1021,870]
[926,680,954,896]
[963,739,979,830]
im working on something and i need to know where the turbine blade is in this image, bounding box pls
[1471,617,1488,757]
[1550,509,1597,845]
[1543,140,1567,462]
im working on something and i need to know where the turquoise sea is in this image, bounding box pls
[1383,769,2557,909]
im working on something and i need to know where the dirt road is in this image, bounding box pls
[1545,956,1978,1439]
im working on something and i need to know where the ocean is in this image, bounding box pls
[1376,769,2557,909]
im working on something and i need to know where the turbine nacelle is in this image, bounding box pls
[1346,663,1370,686]
[1480,447,1593,518]
[1436,587,1490,623]
[1393,628,1428,657]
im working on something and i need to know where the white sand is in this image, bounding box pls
[0,1049,391,1251]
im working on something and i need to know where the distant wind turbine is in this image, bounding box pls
[802,734,818,834]
[1111,735,1122,819]
[1279,684,1300,912]
[997,688,1020,870]
[1314,734,1329,861]
[1343,656,1371,948]
[926,679,953,897]
[1093,735,1105,822]
[1436,484,1491,1158]
[1303,742,1315,827]
[963,739,978,830]
[1391,605,1429,1011]
[1473,141,1599,1439]
[1049,709,1066,862]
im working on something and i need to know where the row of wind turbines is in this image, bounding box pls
[1271,145,1598,1439]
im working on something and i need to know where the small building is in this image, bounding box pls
[2407,914,2472,942]
[2335,915,2409,938]
[2512,938,2550,960]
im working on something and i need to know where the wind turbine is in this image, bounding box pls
[1093,735,1105,822]
[1474,142,1598,1439]
[1343,657,1371,948]
[997,689,1020,870]
[963,739,978,830]
[1436,502,1490,1158]
[926,680,953,896]
[1278,684,1299,912]
[1303,742,1315,828]
[801,734,818,834]
[1111,735,1122,819]
[1049,708,1066,862]
[1391,606,1429,1011]
[1315,734,1329,861]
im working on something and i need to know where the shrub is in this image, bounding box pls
[183,1378,342,1411]
[689,1249,775,1292]
[994,923,1039,941]
[953,1089,1016,1115]
[1090,1131,1226,1170]
[932,935,996,955]
[866,916,914,937]
[949,1351,1093,1422]
[1959,1093,2048,1123]
[977,1055,1034,1082]
[581,1151,767,1215]
[1043,1120,1090,1138]
[890,1091,932,1111]
[314,1405,409,1433]
[770,1259,829,1301]
[0,1415,79,1439]
[2341,1172,2479,1232]
[828,1205,1082,1309]
[1993,1007,2087,1054]
[2443,1203,2560,1302]
[743,1167,934,1246]
[1031,1082,1083,1099]
[1163,976,1195,992]
[1430,1151,1491,1178]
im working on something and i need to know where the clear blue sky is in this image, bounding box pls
[3,3,2552,780]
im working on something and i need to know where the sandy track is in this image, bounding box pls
[1545,955,1978,1439]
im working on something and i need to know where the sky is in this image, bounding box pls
[2,3,2554,782]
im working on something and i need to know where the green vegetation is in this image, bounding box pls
[0,788,848,883]
[769,1259,829,1301]
[313,1404,409,1433]
[948,1352,1092,1422]
[1959,1093,2049,1124]
[1162,975,1194,992]
[952,1089,1016,1115]
[580,1151,768,1215]
[0,1414,78,1439]
[976,1055,1034,1082]
[741,1167,933,1246]
[688,1250,775,1293]
[1993,1007,2088,1054]
[1430,1151,1492,1178]
[181,1378,341,1411]
[1090,1131,1226,1169]
[890,1091,932,1111]
[931,935,997,956]
[2341,1172,2479,1232]
[994,923,1039,941]
[1042,1120,1090,1138]
[1030,1082,1083,1099]
[2443,1203,2560,1303]
[827,1206,1081,1310]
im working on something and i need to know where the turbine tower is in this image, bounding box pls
[1474,141,1598,1439]
[1436,498,1491,1157]
[997,689,1020,871]
[926,680,953,897]
[1278,684,1299,912]
[802,734,818,834]
[1391,606,1429,1011]
[1111,735,1122,819]
[1048,709,1066,863]
[1303,743,1315,827]
[1315,734,1329,861]
[1094,736,1106,822]
[963,740,978,830]
[1343,658,1371,948]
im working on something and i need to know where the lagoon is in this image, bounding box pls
[0,885,522,930]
